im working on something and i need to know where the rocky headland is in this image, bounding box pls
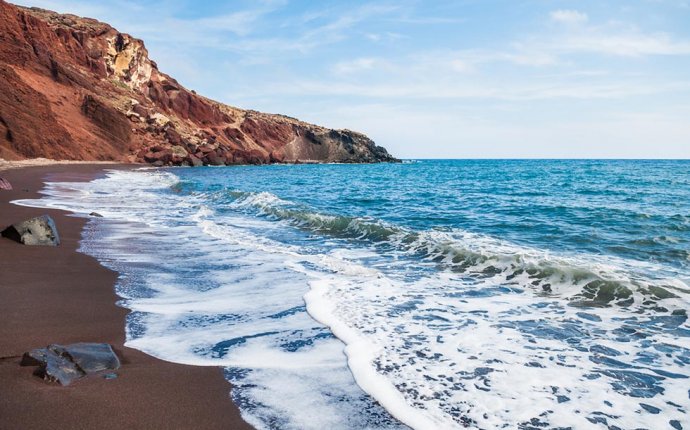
[0,1,398,166]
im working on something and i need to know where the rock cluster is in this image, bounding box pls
[21,343,121,386]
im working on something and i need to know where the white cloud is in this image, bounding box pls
[450,59,474,73]
[390,16,465,24]
[191,10,273,37]
[560,31,690,56]
[500,50,558,66]
[365,32,405,42]
[332,58,382,75]
[513,16,690,59]
[239,75,690,102]
[550,9,589,25]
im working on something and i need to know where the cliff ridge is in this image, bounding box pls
[0,1,398,165]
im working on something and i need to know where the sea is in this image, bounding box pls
[16,160,690,429]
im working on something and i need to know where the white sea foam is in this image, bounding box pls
[15,169,405,430]
[15,169,690,430]
[303,262,690,428]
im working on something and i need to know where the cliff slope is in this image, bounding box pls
[0,1,398,165]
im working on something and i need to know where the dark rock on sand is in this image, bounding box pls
[1,215,60,246]
[59,343,121,373]
[22,347,84,385]
[21,343,121,386]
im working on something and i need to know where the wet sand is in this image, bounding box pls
[0,164,253,430]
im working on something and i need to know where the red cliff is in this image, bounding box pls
[0,1,398,165]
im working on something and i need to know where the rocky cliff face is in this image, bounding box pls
[0,1,398,165]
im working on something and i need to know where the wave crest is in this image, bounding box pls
[221,190,689,310]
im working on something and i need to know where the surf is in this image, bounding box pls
[15,161,690,429]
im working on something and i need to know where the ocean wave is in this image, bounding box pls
[218,190,689,312]
[227,190,407,242]
[16,168,690,430]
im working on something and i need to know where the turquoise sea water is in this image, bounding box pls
[18,160,690,429]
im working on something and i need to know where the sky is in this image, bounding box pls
[13,0,690,158]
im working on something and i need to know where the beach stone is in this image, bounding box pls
[61,343,121,373]
[1,215,60,246]
[89,212,103,217]
[22,347,85,386]
[41,353,85,386]
[21,343,121,386]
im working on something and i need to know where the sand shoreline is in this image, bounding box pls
[0,164,253,430]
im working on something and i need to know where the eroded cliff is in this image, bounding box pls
[0,1,398,165]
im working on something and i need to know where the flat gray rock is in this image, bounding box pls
[60,343,121,373]
[21,343,120,386]
[1,215,60,246]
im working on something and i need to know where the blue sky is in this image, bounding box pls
[14,0,690,158]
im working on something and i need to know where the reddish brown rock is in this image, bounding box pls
[0,1,398,165]
[164,127,182,146]
[186,154,203,167]
[144,149,171,164]
[81,94,130,150]
[270,150,285,163]
[205,151,226,166]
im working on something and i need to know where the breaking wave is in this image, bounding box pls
[224,189,689,312]
[14,164,690,430]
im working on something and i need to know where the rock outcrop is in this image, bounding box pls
[0,1,398,165]
[21,343,121,385]
[1,214,60,245]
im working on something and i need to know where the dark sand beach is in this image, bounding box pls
[0,164,253,430]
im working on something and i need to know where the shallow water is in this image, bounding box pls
[16,160,690,429]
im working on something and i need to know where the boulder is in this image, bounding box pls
[198,144,215,154]
[144,149,172,164]
[125,110,141,122]
[147,112,171,127]
[58,343,121,373]
[170,145,188,158]
[21,343,121,386]
[187,154,203,167]
[205,151,226,166]
[22,348,84,385]
[1,215,60,246]
[269,150,285,163]
[165,128,182,146]
[132,103,148,117]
